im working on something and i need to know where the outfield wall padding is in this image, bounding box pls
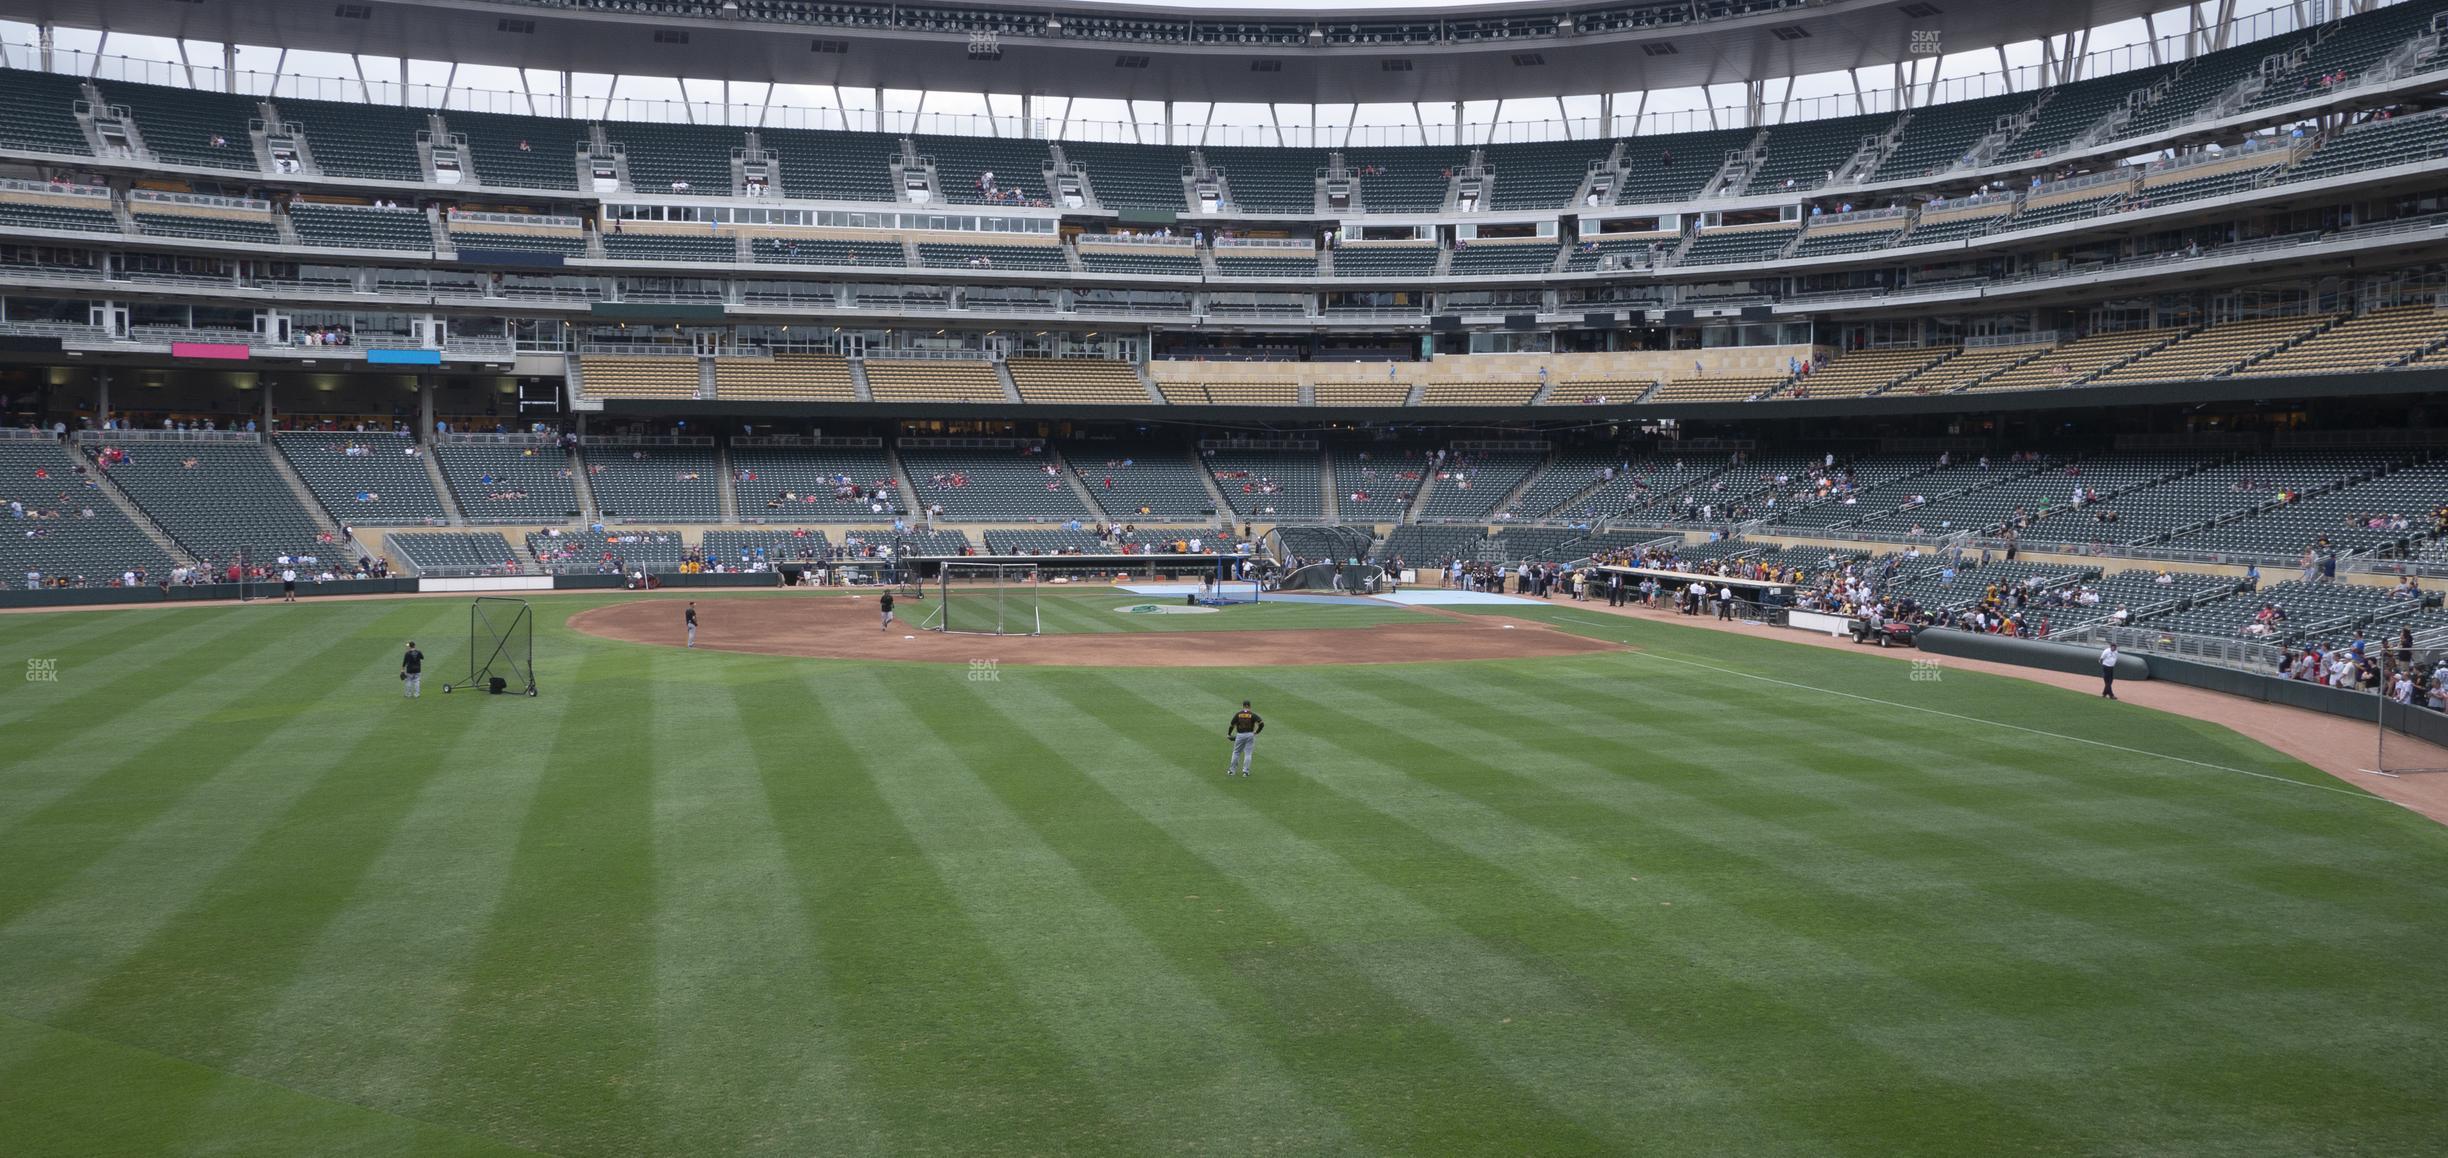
[1913,629,2448,747]
[0,579,417,609]
[1915,629,2147,679]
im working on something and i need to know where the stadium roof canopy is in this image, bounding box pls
[9,0,2173,105]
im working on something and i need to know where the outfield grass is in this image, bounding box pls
[2,594,2443,1156]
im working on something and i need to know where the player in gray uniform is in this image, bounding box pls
[1226,701,1264,777]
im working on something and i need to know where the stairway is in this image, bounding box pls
[714,444,740,522]
[1319,449,1340,523]
[1053,450,1112,522]
[262,439,347,540]
[567,447,599,519]
[79,451,193,566]
[418,444,465,523]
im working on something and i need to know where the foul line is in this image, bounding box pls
[1526,610,2399,808]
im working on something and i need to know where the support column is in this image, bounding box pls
[261,374,274,431]
[418,376,436,439]
[223,42,237,93]
[1451,100,1463,146]
[95,367,109,427]
[38,23,52,73]
[874,87,886,135]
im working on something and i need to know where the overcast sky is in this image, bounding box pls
[0,0,2308,145]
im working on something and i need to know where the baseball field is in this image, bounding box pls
[2,587,2443,1156]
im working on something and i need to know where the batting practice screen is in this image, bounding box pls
[929,562,1040,636]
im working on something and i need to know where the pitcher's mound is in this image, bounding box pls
[569,596,1622,667]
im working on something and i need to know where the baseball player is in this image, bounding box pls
[400,639,423,699]
[2099,642,2120,700]
[880,590,896,632]
[1225,700,1264,777]
[685,601,697,648]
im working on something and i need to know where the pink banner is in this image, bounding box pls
[170,342,251,361]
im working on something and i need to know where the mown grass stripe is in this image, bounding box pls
[418,644,660,1154]
[184,655,582,1143]
[1005,668,1686,1154]
[864,665,1357,1155]
[0,602,439,931]
[738,660,1115,1154]
[644,655,884,1157]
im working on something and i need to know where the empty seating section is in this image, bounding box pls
[761,127,901,202]
[2002,66,2171,158]
[914,134,1054,206]
[2092,316,2327,384]
[2167,460,2448,557]
[272,432,448,525]
[449,110,585,190]
[864,360,1006,403]
[1790,347,1946,398]
[2122,43,2265,138]
[1481,140,1610,210]
[448,227,586,255]
[916,242,1068,270]
[579,356,701,400]
[1328,449,1420,520]
[1747,113,1892,194]
[530,530,685,571]
[0,70,92,156]
[1873,94,2029,181]
[101,82,262,170]
[0,199,119,234]
[1448,242,1559,275]
[1311,382,1413,406]
[900,448,1090,521]
[1377,525,1486,566]
[2145,161,2277,204]
[1494,527,1596,564]
[0,441,177,582]
[1345,148,1468,213]
[2249,1,2440,112]
[1213,251,1318,276]
[289,203,433,250]
[388,531,519,573]
[714,354,859,400]
[434,443,580,523]
[1563,235,1667,272]
[612,121,741,193]
[2152,580,2400,639]
[1064,141,1188,215]
[2045,568,2236,631]
[1791,223,1903,258]
[1775,460,2007,530]
[1419,452,1541,520]
[700,528,831,562]
[1008,360,1148,405]
[97,441,327,562]
[2235,306,2448,376]
[1207,449,1323,520]
[587,446,722,522]
[1971,330,2178,392]
[1418,382,1539,406]
[732,446,900,521]
[1614,128,1750,204]
[1648,376,1785,402]
[1203,146,1328,214]
[2011,190,2125,231]
[135,211,281,245]
[2284,113,2448,184]
[752,235,904,266]
[1331,245,1438,277]
[1858,454,2182,533]
[1167,383,1302,406]
[1679,226,1795,266]
[1077,245,1202,275]
[1902,209,2007,245]
[603,232,736,262]
[280,98,428,180]
[1071,451,1212,520]
[1544,379,1652,405]
[982,528,1107,554]
[1891,345,2045,394]
[2021,450,2385,544]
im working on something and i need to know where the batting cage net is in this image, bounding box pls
[445,596,538,695]
[925,562,1040,636]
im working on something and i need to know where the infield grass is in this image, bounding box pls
[1,593,2443,1156]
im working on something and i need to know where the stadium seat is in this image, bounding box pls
[272,432,449,526]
